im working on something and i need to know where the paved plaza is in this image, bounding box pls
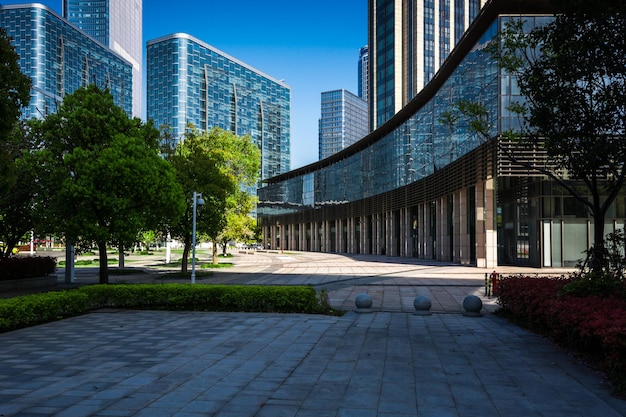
[1,251,625,416]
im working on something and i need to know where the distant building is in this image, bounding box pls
[318,89,368,160]
[63,0,143,118]
[358,45,369,103]
[146,33,291,182]
[0,4,133,118]
[369,0,486,129]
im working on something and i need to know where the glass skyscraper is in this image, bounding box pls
[258,0,616,269]
[146,33,291,182]
[369,0,486,129]
[358,45,369,103]
[318,89,368,160]
[0,4,133,118]
[62,0,142,118]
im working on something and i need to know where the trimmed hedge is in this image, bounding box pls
[0,291,89,332]
[497,275,626,396]
[0,283,335,333]
[78,284,327,313]
[0,256,57,281]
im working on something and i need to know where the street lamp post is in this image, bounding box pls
[191,191,205,284]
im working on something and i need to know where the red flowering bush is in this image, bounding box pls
[497,275,626,396]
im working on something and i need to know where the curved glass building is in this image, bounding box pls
[258,0,626,268]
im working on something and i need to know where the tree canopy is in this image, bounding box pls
[0,27,32,236]
[166,126,260,272]
[0,124,40,258]
[34,85,185,282]
[0,27,30,141]
[493,0,626,274]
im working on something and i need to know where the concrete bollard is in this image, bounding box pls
[462,295,483,317]
[413,295,432,316]
[355,293,373,313]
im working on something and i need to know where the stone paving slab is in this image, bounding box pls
[3,250,622,416]
[0,310,625,417]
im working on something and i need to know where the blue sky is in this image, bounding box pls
[2,0,368,169]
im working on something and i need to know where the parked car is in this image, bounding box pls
[245,243,263,250]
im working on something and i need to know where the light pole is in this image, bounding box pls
[191,191,205,284]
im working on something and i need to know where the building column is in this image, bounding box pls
[457,188,468,264]
[428,201,435,260]
[453,190,461,263]
[361,216,369,254]
[309,222,320,252]
[322,221,330,253]
[347,217,354,253]
[476,178,497,268]
[437,197,445,261]
[337,219,345,253]
[377,213,385,255]
[262,224,269,249]
[420,202,428,259]
[400,208,407,257]
[289,223,296,251]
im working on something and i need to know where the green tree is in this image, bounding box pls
[35,85,185,283]
[166,126,260,271]
[209,131,260,263]
[0,124,41,258]
[0,28,33,256]
[0,27,30,143]
[448,1,626,275]
[216,189,258,257]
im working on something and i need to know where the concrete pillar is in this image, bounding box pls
[421,202,428,259]
[485,177,498,268]
[457,188,468,264]
[347,217,354,253]
[476,178,498,268]
[361,216,369,254]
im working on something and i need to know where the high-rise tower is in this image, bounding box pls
[369,0,486,129]
[63,0,142,118]
[146,33,291,182]
[318,89,368,160]
[0,4,133,118]
[358,45,369,103]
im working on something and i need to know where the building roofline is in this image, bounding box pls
[0,3,133,66]
[265,0,553,184]
[0,3,52,13]
[146,32,290,89]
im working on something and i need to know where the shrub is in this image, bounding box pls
[77,284,328,314]
[497,275,626,396]
[0,291,89,332]
[0,256,57,281]
[560,272,626,298]
[0,284,339,334]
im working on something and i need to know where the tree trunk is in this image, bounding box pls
[118,242,125,269]
[98,241,109,284]
[590,205,606,276]
[212,240,218,265]
[181,236,191,273]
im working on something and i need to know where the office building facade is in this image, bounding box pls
[0,4,133,118]
[258,0,625,269]
[358,45,369,103]
[63,0,142,118]
[319,89,368,160]
[369,0,486,129]
[146,33,291,182]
